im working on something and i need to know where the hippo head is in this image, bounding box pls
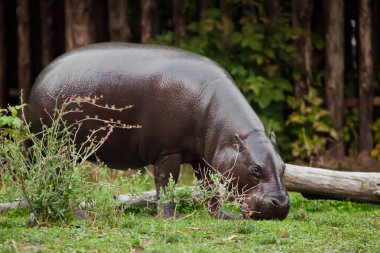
[217,130,290,220]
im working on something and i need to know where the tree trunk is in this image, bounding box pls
[172,0,185,45]
[140,0,158,43]
[0,0,6,107]
[325,0,345,158]
[292,0,314,98]
[39,0,55,68]
[358,0,374,155]
[107,0,131,42]
[65,0,94,50]
[265,0,281,24]
[16,0,32,102]
[64,0,73,50]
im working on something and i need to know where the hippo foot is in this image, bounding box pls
[75,207,88,220]
[216,210,243,220]
[27,212,38,227]
[156,202,183,219]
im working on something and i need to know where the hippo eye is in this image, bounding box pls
[249,166,261,179]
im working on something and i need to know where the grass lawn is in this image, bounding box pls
[1,191,379,253]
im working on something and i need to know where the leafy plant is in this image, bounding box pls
[0,104,27,168]
[0,105,26,201]
[286,89,338,162]
[0,104,26,139]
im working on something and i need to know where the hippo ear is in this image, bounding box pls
[233,134,245,151]
[270,132,277,146]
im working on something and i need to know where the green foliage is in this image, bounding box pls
[0,105,26,201]
[83,180,125,228]
[158,174,178,207]
[286,89,337,160]
[0,105,27,148]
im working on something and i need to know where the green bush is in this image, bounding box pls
[0,104,26,201]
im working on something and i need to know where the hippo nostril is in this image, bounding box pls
[271,199,280,207]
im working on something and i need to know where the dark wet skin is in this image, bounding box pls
[28,42,290,220]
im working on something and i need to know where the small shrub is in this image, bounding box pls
[0,104,26,201]
[0,96,139,225]
[286,89,338,162]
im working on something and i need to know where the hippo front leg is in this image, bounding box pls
[192,161,242,220]
[154,154,181,218]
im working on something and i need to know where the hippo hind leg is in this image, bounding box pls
[154,153,181,218]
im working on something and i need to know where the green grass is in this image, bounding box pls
[1,192,379,253]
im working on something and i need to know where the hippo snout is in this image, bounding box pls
[242,194,290,220]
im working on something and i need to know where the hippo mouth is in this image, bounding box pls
[240,196,290,220]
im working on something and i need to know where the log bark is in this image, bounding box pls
[107,0,132,42]
[358,0,374,155]
[292,0,313,98]
[284,163,380,204]
[0,200,28,214]
[0,0,6,107]
[116,187,202,208]
[324,0,345,158]
[16,0,32,102]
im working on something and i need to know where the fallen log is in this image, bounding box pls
[116,187,201,208]
[0,187,196,214]
[283,163,380,204]
[116,164,380,205]
[0,199,28,213]
[1,164,380,214]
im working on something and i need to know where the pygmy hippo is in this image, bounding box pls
[28,43,290,220]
